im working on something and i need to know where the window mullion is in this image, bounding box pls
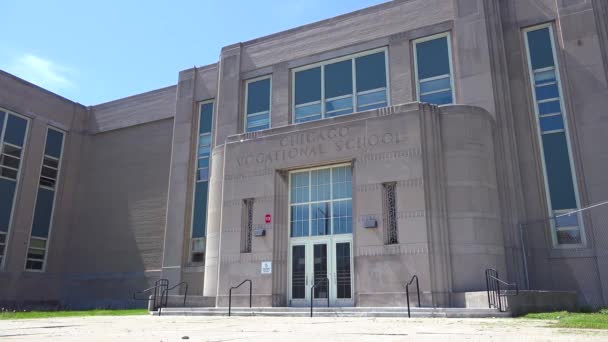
[330,168,334,235]
[321,65,326,119]
[0,114,8,147]
[352,59,358,111]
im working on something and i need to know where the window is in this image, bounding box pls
[289,165,352,237]
[241,199,254,253]
[245,76,271,132]
[293,48,389,123]
[413,33,455,105]
[524,24,584,247]
[26,128,64,271]
[191,101,213,262]
[382,182,398,245]
[0,109,28,269]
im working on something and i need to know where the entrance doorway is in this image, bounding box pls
[289,236,353,306]
[287,164,354,307]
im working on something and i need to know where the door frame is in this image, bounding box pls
[330,235,354,307]
[287,235,354,307]
[286,163,355,307]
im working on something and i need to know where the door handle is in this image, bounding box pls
[305,274,308,286]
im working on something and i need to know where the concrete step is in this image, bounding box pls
[156,307,512,318]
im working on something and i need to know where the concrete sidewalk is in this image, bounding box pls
[1,315,606,341]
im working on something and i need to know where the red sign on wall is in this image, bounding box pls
[265,214,271,224]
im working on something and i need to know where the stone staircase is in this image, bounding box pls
[155,306,512,318]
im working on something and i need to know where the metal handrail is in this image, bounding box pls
[488,275,519,295]
[159,281,189,316]
[310,277,330,317]
[405,275,420,318]
[228,279,252,317]
[132,279,169,311]
[485,269,518,312]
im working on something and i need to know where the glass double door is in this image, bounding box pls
[289,236,353,307]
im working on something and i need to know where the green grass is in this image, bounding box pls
[0,309,148,320]
[523,309,608,329]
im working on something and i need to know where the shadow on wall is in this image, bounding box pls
[60,119,173,309]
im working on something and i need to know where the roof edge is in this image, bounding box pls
[0,69,87,109]
[239,0,408,47]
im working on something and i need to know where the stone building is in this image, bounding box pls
[0,0,607,309]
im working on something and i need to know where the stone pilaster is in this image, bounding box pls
[420,104,452,307]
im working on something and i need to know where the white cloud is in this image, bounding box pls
[9,54,75,91]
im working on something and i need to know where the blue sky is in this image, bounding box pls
[0,0,387,105]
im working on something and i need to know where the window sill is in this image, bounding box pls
[548,246,594,259]
[183,264,205,273]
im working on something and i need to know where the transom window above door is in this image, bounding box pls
[289,165,353,237]
[292,48,389,124]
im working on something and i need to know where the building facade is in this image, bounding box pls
[1,0,607,309]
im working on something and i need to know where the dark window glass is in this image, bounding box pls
[542,133,577,210]
[1,155,20,169]
[247,78,271,114]
[4,115,28,147]
[31,188,55,238]
[27,248,45,260]
[3,145,21,158]
[25,260,43,270]
[539,100,561,115]
[192,181,209,238]
[198,158,209,169]
[356,52,387,92]
[44,129,64,159]
[540,115,564,132]
[199,102,214,134]
[336,242,351,299]
[1,168,17,180]
[313,243,328,298]
[324,60,352,99]
[40,177,55,188]
[191,252,204,263]
[557,228,582,245]
[43,157,58,169]
[416,36,451,79]
[535,84,559,101]
[197,168,209,182]
[0,179,16,232]
[291,245,306,299]
[41,166,58,180]
[295,67,321,105]
[527,28,555,70]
